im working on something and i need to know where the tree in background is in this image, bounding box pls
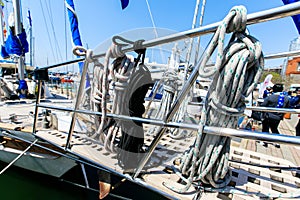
[260,71,284,84]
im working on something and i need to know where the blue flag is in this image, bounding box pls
[282,0,300,34]
[65,0,83,51]
[65,0,90,88]
[4,28,29,56]
[120,0,129,9]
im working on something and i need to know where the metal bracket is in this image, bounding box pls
[34,68,49,81]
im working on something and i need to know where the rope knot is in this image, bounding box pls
[209,95,245,117]
[111,36,147,58]
[133,39,146,54]
[109,43,125,58]
[226,5,247,33]
[85,49,94,63]
[72,46,87,57]
[110,35,133,58]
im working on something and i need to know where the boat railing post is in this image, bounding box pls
[64,58,89,150]
[68,82,71,99]
[32,67,49,133]
[32,80,43,134]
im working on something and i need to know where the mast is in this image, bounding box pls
[0,3,2,102]
[12,0,24,80]
[194,0,207,64]
[28,10,33,67]
[0,1,4,46]
[183,0,201,80]
[9,0,29,99]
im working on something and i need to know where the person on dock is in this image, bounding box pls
[263,85,273,98]
[260,84,290,147]
[290,88,300,136]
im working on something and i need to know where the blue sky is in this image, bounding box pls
[3,0,299,71]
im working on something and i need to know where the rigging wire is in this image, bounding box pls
[145,0,165,64]
[64,1,68,72]
[145,0,157,38]
[169,0,202,139]
[44,0,63,62]
[184,0,201,70]
[38,0,57,63]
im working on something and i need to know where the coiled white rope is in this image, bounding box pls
[89,37,126,142]
[72,46,103,131]
[90,36,148,154]
[163,5,264,194]
[104,55,135,152]
[146,69,181,135]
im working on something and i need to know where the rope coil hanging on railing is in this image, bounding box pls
[89,38,125,141]
[146,69,181,135]
[90,36,144,142]
[163,5,264,194]
[88,36,153,170]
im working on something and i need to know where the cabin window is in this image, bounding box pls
[298,62,300,71]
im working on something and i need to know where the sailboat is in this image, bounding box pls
[0,0,300,199]
[0,0,79,179]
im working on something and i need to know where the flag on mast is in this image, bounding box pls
[120,0,129,9]
[282,0,300,34]
[65,0,90,88]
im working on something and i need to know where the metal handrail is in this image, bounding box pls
[264,49,300,60]
[38,48,300,72]
[38,102,300,127]
[247,106,300,114]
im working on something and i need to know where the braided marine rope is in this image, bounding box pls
[163,5,264,194]
[90,36,151,155]
[145,44,191,138]
[146,69,181,135]
[104,55,135,152]
[90,39,126,142]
